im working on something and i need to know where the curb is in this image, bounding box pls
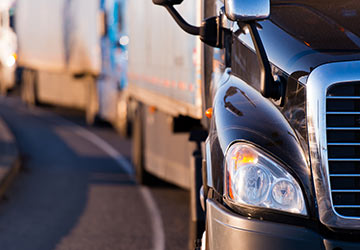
[0,117,20,198]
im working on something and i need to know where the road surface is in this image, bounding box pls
[0,96,189,250]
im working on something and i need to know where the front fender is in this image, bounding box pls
[208,72,315,217]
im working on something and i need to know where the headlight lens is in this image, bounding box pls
[5,53,16,67]
[225,143,307,215]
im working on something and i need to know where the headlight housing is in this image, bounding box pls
[224,143,307,215]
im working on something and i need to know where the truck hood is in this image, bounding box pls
[272,0,360,51]
[244,0,360,78]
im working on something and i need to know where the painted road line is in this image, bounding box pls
[140,187,166,250]
[71,124,166,250]
[74,128,134,175]
[19,103,166,250]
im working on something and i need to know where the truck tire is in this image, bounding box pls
[132,103,151,184]
[85,77,99,125]
[21,69,37,105]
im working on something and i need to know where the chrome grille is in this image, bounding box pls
[326,82,360,217]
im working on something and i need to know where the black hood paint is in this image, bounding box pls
[239,0,360,77]
[272,0,360,51]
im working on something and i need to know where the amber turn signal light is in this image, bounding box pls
[205,108,213,119]
[148,106,157,114]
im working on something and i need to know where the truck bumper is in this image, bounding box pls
[205,199,360,250]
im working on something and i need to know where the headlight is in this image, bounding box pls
[5,53,16,67]
[224,143,307,215]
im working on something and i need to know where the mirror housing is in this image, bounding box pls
[152,0,183,6]
[225,0,270,21]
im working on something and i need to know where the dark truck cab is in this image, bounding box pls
[154,0,360,249]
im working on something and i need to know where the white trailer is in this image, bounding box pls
[0,0,17,94]
[16,0,127,125]
[127,0,203,189]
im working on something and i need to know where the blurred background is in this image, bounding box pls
[0,0,205,249]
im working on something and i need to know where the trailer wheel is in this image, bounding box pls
[0,68,7,95]
[114,92,131,138]
[132,103,151,184]
[0,82,7,96]
[85,77,99,125]
[21,69,37,105]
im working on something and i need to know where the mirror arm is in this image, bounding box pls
[163,5,228,49]
[247,21,284,102]
[248,22,273,98]
[164,5,200,35]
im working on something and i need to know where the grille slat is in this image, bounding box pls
[328,142,360,146]
[327,82,360,217]
[327,96,360,99]
[327,127,360,130]
[334,205,360,208]
[329,158,360,161]
[327,112,360,115]
[330,174,360,177]
[332,189,360,192]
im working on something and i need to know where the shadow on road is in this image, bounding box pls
[0,99,153,250]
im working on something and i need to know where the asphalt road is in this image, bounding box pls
[0,97,189,250]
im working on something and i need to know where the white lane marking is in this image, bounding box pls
[7,100,166,250]
[140,187,166,250]
[70,125,166,250]
[56,118,166,250]
[74,128,134,175]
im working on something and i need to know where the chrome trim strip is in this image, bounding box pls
[205,138,214,188]
[307,60,360,229]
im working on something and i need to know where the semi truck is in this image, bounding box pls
[0,0,17,94]
[16,0,127,125]
[149,0,360,249]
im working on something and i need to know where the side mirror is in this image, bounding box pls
[152,0,183,6]
[224,0,270,21]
